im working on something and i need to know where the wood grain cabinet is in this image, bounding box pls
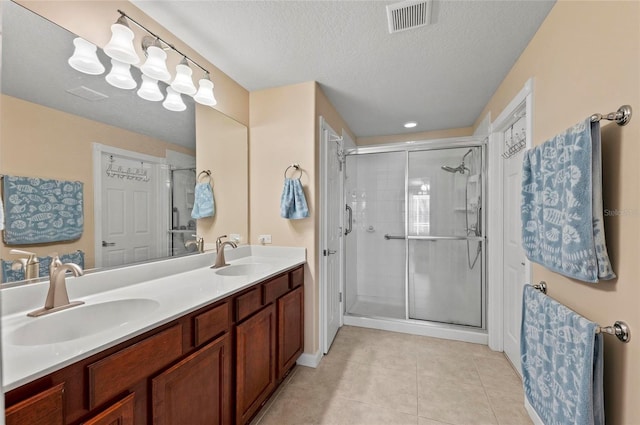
[153,333,232,425]
[5,265,305,425]
[235,304,277,425]
[5,383,65,425]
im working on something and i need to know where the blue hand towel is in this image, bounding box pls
[191,182,215,219]
[2,176,84,245]
[280,178,309,219]
[521,285,604,425]
[521,118,615,282]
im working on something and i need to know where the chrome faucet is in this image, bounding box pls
[28,255,84,317]
[212,235,237,268]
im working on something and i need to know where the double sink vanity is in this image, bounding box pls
[2,245,306,424]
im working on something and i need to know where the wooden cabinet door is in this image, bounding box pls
[235,304,276,425]
[152,333,232,425]
[277,286,304,380]
[5,383,65,425]
[82,393,134,425]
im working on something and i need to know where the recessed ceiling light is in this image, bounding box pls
[404,121,417,128]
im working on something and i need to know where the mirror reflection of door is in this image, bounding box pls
[100,152,163,267]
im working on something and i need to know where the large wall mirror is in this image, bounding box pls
[0,1,249,284]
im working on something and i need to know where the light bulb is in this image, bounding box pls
[170,59,197,95]
[163,87,186,112]
[105,59,137,90]
[137,75,164,101]
[193,78,217,106]
[68,37,105,75]
[104,16,139,65]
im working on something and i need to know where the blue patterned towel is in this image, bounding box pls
[191,182,215,219]
[280,178,309,219]
[3,176,84,245]
[521,118,615,282]
[521,285,604,425]
[2,250,85,283]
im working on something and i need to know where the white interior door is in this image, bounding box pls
[101,153,159,267]
[500,107,531,374]
[321,120,343,354]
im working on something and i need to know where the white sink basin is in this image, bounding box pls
[214,263,271,276]
[9,298,160,346]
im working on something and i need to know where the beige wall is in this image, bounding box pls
[196,105,248,245]
[1,94,193,269]
[476,2,640,423]
[357,126,473,146]
[249,82,318,353]
[15,0,249,126]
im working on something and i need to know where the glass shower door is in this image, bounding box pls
[407,147,484,327]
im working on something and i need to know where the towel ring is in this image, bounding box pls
[284,164,302,179]
[198,170,212,184]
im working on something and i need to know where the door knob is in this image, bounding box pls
[102,241,116,247]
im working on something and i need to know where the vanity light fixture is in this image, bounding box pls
[137,75,164,101]
[69,10,219,111]
[68,37,105,75]
[163,87,187,112]
[404,121,418,128]
[193,73,218,106]
[105,59,137,90]
[140,36,171,82]
[104,15,140,65]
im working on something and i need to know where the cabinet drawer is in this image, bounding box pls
[88,325,182,409]
[194,302,230,346]
[236,287,262,322]
[263,274,290,304]
[6,383,65,425]
[290,266,304,288]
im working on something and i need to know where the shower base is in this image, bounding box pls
[343,312,488,345]
[346,296,405,319]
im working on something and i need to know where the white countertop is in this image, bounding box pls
[1,245,306,391]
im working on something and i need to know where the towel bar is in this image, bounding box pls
[590,104,632,126]
[531,282,631,343]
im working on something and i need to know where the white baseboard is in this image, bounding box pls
[524,397,545,425]
[296,350,323,368]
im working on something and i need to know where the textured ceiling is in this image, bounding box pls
[131,0,555,138]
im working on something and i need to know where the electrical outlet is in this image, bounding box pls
[259,234,272,244]
[230,234,241,243]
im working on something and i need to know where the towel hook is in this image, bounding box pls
[284,163,302,179]
[197,170,212,184]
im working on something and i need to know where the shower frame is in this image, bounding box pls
[342,136,488,342]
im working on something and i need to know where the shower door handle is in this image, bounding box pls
[345,205,353,235]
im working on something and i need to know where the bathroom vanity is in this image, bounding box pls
[2,246,305,425]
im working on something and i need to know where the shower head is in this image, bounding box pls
[442,149,474,174]
[441,165,461,173]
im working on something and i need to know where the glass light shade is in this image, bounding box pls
[170,62,197,95]
[104,20,139,65]
[193,78,217,106]
[140,46,171,82]
[163,87,186,112]
[105,59,137,90]
[68,37,105,75]
[137,75,164,101]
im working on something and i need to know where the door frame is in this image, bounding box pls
[319,116,346,355]
[92,143,168,268]
[486,78,534,351]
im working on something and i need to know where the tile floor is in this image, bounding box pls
[253,326,533,425]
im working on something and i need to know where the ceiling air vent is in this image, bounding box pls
[386,0,432,34]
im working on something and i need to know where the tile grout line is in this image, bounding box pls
[472,356,501,425]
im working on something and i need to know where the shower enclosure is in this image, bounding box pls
[169,167,197,256]
[343,139,486,333]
